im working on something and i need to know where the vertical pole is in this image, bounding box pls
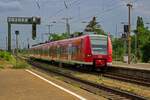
[127,4,132,64]
[66,18,70,37]
[8,23,11,52]
[48,25,50,36]
[16,33,18,56]
[6,36,7,50]
[15,31,19,56]
[135,34,137,63]
[115,24,117,63]
[47,24,53,41]
[27,38,30,49]
[41,34,44,42]
[62,18,72,38]
[15,30,19,67]
[137,32,140,60]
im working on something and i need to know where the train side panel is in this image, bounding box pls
[29,34,112,69]
[107,36,112,66]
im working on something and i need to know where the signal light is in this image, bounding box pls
[122,33,127,38]
[124,25,129,33]
[32,24,36,39]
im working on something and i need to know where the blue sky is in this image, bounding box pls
[0,0,150,49]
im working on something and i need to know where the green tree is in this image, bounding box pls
[112,38,124,61]
[136,16,144,32]
[134,16,150,62]
[141,39,150,62]
[112,16,150,63]
[141,38,150,62]
[48,33,68,41]
[71,32,83,37]
[84,16,105,35]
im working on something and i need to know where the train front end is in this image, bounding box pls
[85,34,112,69]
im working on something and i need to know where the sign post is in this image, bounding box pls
[7,17,41,52]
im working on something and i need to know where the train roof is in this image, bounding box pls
[31,34,108,48]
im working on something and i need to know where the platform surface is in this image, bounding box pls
[112,62,150,70]
[0,69,106,100]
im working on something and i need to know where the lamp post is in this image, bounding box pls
[15,30,19,67]
[127,3,132,64]
[46,24,53,41]
[15,30,19,56]
[62,17,72,38]
[46,21,56,41]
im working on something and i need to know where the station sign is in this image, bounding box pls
[7,17,41,24]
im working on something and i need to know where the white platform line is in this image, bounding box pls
[25,69,87,100]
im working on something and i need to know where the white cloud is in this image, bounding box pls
[0,1,22,12]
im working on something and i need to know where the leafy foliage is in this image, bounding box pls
[113,16,150,63]
[13,61,29,69]
[136,16,144,31]
[141,40,150,62]
[84,16,105,35]
[134,16,150,62]
[112,38,124,61]
[0,51,13,61]
[48,33,68,41]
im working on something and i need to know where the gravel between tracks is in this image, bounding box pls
[32,61,150,99]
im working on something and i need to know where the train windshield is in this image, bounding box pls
[90,35,107,55]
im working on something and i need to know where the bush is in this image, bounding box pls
[141,41,150,62]
[0,51,12,61]
[13,61,29,69]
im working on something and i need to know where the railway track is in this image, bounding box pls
[103,72,150,87]
[27,60,147,100]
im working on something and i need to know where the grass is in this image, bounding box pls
[13,61,30,69]
[0,65,4,69]
[0,51,14,61]
[0,51,30,69]
[12,57,31,69]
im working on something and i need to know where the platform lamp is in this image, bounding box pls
[15,30,19,67]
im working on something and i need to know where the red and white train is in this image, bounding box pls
[29,33,112,70]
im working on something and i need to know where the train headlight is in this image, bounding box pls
[107,62,112,66]
[86,54,92,57]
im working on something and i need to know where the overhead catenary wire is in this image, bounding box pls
[49,0,81,19]
[35,0,139,34]
[71,3,124,24]
[35,0,40,9]
[71,0,139,24]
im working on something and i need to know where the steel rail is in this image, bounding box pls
[103,72,150,87]
[28,60,147,100]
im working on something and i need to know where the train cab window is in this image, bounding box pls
[90,35,107,55]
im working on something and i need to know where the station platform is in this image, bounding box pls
[0,69,105,100]
[112,61,150,71]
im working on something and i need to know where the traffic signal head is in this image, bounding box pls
[122,33,127,38]
[124,25,129,33]
[32,17,41,24]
